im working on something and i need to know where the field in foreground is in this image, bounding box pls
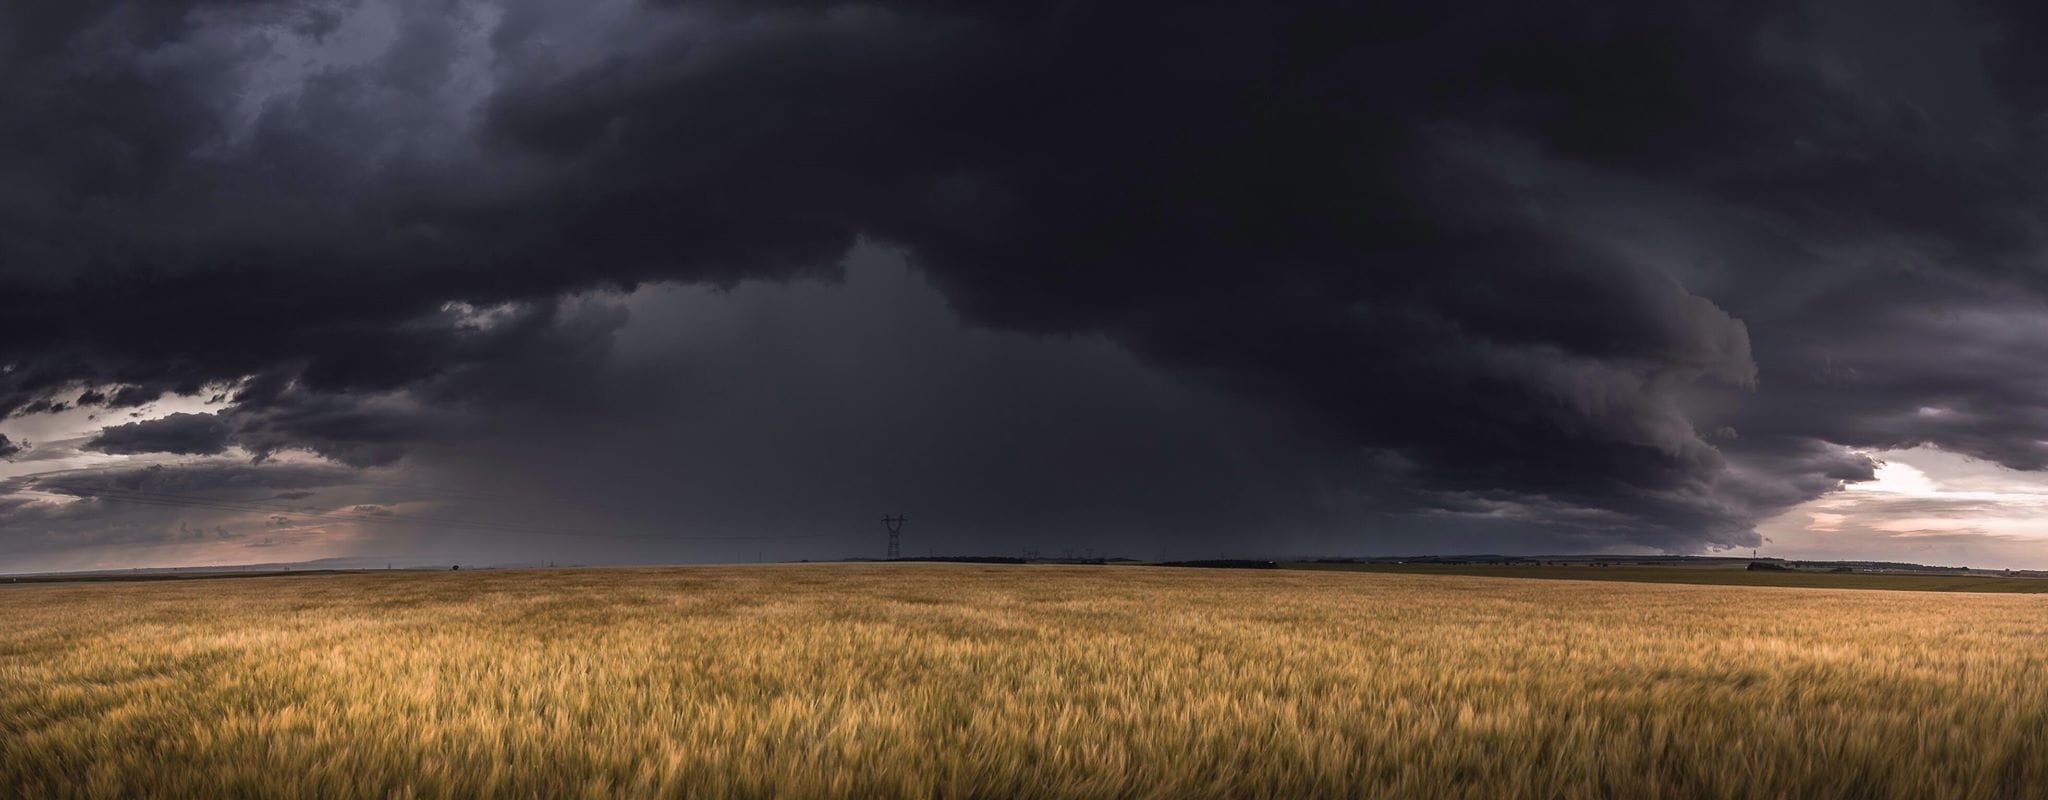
[1292,560,2048,592]
[5,565,2048,799]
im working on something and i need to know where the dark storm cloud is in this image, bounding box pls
[17,461,358,500]
[86,412,234,456]
[9,0,2048,556]
[1968,0,2048,117]
[368,260,1404,561]
[0,461,364,557]
[0,435,22,459]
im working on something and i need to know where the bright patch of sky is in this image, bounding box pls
[1758,446,2048,569]
[0,393,225,481]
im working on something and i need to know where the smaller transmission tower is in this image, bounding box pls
[882,514,908,560]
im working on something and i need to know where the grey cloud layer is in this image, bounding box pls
[0,462,363,557]
[6,0,2048,556]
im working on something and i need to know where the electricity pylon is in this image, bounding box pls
[882,514,907,560]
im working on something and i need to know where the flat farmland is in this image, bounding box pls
[4,564,2046,799]
[1291,561,2048,592]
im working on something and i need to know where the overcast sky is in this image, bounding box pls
[10,0,2048,572]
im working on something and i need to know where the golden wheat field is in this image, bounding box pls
[4,563,2048,799]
